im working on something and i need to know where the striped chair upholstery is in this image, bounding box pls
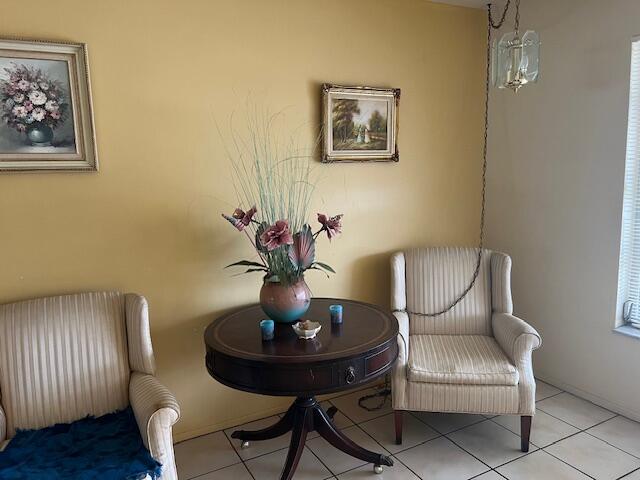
[391,248,541,450]
[0,292,180,480]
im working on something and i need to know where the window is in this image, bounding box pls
[617,38,640,330]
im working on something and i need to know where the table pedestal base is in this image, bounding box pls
[231,396,394,480]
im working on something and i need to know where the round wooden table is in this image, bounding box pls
[204,297,398,480]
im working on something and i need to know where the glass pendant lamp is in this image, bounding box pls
[491,1,540,92]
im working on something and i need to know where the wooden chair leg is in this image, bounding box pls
[521,415,532,452]
[394,410,403,445]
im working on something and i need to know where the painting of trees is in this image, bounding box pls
[368,110,386,133]
[332,99,360,143]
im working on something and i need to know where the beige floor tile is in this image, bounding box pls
[473,472,505,479]
[196,462,254,480]
[545,432,640,480]
[359,412,438,454]
[224,415,292,460]
[497,450,590,480]
[448,420,536,467]
[336,457,420,479]
[492,411,579,447]
[245,446,332,480]
[322,401,355,430]
[535,380,562,401]
[588,416,640,458]
[395,436,489,480]
[410,411,485,434]
[306,425,389,475]
[174,431,241,479]
[620,469,640,479]
[536,393,615,430]
[329,388,392,424]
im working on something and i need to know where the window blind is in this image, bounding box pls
[618,39,640,328]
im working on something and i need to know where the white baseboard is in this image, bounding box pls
[173,404,289,443]
[536,371,640,423]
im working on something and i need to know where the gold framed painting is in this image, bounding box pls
[0,39,97,172]
[322,84,399,163]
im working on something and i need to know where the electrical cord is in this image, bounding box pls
[357,1,521,412]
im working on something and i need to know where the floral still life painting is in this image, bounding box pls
[1,63,72,149]
[322,84,399,163]
[0,39,97,172]
[220,109,343,323]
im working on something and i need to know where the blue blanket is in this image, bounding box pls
[0,407,162,480]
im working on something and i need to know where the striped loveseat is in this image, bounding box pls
[390,248,541,452]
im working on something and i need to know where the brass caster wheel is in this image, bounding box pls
[374,465,383,474]
[240,441,250,449]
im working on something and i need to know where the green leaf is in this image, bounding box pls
[313,262,336,273]
[307,266,330,278]
[226,260,266,269]
[232,267,269,277]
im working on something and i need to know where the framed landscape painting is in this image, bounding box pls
[322,84,399,163]
[0,39,97,172]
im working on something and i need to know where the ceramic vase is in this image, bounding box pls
[259,277,311,323]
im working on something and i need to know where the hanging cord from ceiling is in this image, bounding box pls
[404,0,517,319]
[357,1,519,413]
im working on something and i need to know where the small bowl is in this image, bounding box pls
[292,320,322,339]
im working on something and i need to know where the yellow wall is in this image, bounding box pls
[0,0,485,440]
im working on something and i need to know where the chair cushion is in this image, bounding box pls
[408,335,519,386]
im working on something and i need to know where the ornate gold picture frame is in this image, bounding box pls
[322,84,399,163]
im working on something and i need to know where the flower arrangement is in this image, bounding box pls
[0,63,67,134]
[220,109,343,289]
[222,206,343,285]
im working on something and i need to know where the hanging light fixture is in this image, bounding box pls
[490,0,540,92]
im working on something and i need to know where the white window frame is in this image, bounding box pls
[616,36,640,334]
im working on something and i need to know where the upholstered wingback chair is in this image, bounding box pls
[0,292,180,480]
[391,248,541,452]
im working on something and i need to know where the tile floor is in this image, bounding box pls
[175,381,640,480]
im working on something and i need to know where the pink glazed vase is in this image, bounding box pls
[259,277,311,324]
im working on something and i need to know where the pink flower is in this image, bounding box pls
[50,110,60,119]
[260,220,293,251]
[222,206,257,232]
[317,213,343,241]
[231,206,257,231]
[32,107,46,121]
[16,124,26,132]
[11,105,27,118]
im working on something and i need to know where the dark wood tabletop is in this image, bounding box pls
[204,297,398,396]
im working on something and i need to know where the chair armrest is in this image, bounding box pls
[493,313,541,415]
[130,372,180,466]
[492,312,542,364]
